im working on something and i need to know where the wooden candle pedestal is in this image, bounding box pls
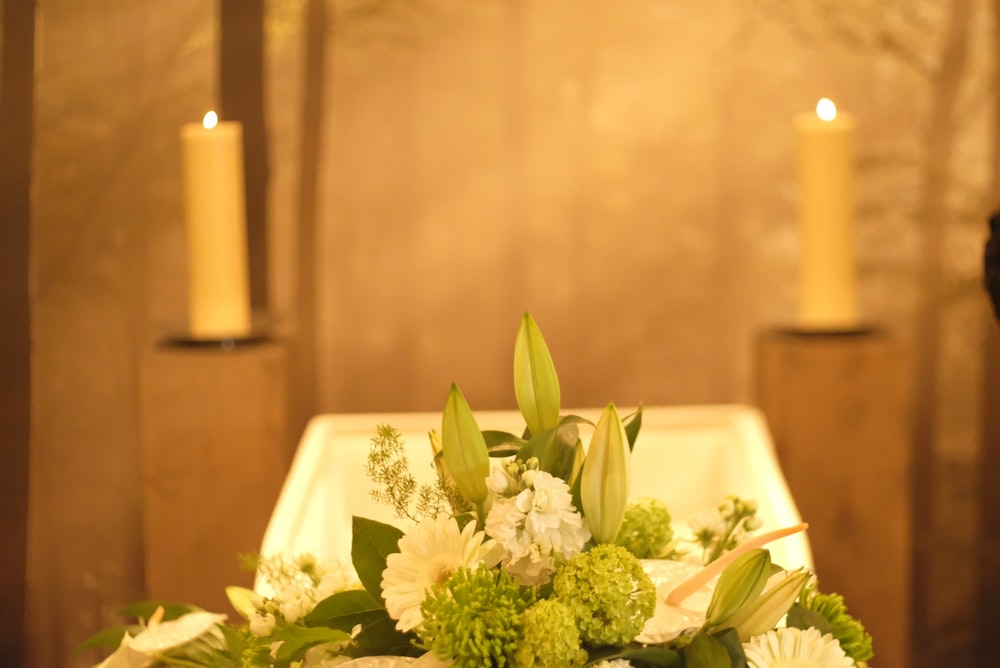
[139,339,291,613]
[755,328,912,668]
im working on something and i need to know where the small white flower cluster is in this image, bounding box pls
[252,554,359,633]
[484,462,590,586]
[688,495,763,564]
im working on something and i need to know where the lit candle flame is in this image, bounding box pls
[202,110,219,129]
[815,98,837,122]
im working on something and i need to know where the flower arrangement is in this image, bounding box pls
[85,314,873,668]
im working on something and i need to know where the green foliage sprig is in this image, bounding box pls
[365,424,454,522]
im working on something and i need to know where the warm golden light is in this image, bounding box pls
[815,98,837,122]
[202,110,219,129]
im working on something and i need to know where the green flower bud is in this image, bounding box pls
[704,548,771,628]
[725,568,810,641]
[581,403,630,544]
[513,313,561,437]
[441,384,490,506]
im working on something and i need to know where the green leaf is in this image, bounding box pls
[623,406,643,451]
[686,633,733,668]
[528,421,580,481]
[74,624,143,652]
[586,644,682,666]
[351,516,405,601]
[705,549,771,628]
[711,628,747,668]
[513,312,561,436]
[115,600,202,621]
[442,383,490,504]
[305,589,386,631]
[350,609,421,656]
[271,625,352,663]
[786,601,835,635]
[483,429,525,457]
[580,403,630,544]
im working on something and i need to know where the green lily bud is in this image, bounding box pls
[580,402,630,543]
[513,313,561,436]
[724,568,811,641]
[428,429,447,479]
[225,586,257,620]
[704,548,772,628]
[441,383,490,506]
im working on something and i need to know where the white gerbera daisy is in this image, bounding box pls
[380,515,497,632]
[743,627,854,668]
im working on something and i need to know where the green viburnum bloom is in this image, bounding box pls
[800,586,874,664]
[552,544,656,647]
[513,599,588,668]
[614,497,674,559]
[419,565,536,668]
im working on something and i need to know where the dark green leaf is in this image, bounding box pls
[74,624,143,652]
[687,632,733,668]
[305,589,386,631]
[712,628,747,668]
[558,414,595,427]
[623,405,643,451]
[786,602,835,635]
[115,600,202,621]
[539,422,580,479]
[351,609,421,656]
[272,626,352,663]
[484,429,525,457]
[351,516,405,601]
[586,644,681,667]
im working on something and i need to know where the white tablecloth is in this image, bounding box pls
[258,404,812,584]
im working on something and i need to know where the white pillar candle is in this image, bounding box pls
[795,98,858,330]
[180,111,251,339]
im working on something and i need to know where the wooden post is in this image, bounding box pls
[140,340,291,613]
[755,329,912,668]
[0,2,35,663]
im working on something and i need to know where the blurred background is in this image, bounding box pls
[1,0,998,666]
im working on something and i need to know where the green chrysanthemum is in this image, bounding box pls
[514,599,588,668]
[801,587,874,664]
[552,544,656,647]
[420,565,535,667]
[614,497,674,559]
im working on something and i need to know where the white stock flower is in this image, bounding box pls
[381,515,497,632]
[743,627,854,668]
[275,581,312,623]
[485,470,590,585]
[248,610,277,637]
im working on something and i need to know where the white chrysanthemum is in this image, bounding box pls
[485,470,590,585]
[593,660,633,668]
[380,515,497,632]
[743,627,854,668]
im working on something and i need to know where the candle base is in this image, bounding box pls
[159,332,273,351]
[770,323,879,338]
[160,313,276,350]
